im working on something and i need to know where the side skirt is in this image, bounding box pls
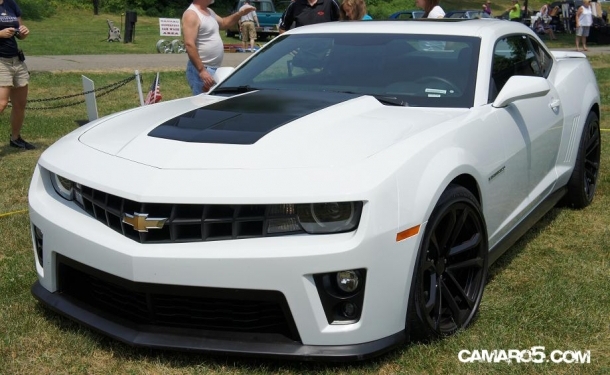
[488,187,567,265]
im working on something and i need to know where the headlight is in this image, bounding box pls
[50,172,75,201]
[296,202,362,234]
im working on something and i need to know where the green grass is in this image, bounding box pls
[18,8,246,56]
[16,2,599,56]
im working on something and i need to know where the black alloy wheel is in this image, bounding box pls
[408,184,488,340]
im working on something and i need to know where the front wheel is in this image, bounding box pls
[407,185,488,341]
[563,111,601,209]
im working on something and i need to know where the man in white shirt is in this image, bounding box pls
[182,0,255,94]
[239,0,259,52]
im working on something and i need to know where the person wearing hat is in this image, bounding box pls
[506,0,521,21]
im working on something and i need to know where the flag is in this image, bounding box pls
[144,73,162,105]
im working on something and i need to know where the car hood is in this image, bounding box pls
[79,90,460,170]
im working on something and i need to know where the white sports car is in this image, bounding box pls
[29,19,601,360]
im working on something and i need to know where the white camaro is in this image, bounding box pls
[28,19,601,360]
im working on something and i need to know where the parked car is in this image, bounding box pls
[226,0,282,40]
[29,19,600,361]
[389,9,425,19]
[445,9,492,19]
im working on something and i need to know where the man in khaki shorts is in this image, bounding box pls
[239,0,259,52]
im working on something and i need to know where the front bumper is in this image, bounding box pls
[28,164,422,360]
[32,280,405,360]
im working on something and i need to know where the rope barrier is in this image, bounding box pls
[0,209,28,219]
[8,74,137,110]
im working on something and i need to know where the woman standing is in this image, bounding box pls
[575,0,593,52]
[416,0,445,18]
[0,0,32,149]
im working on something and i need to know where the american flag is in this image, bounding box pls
[144,73,162,105]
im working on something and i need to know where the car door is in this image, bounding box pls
[487,35,563,244]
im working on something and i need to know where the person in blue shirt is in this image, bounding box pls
[339,0,372,20]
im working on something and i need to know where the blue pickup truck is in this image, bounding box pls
[226,0,283,40]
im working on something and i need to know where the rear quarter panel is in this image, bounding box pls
[549,54,600,186]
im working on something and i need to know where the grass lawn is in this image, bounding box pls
[0,28,609,375]
[18,8,251,56]
[16,4,606,56]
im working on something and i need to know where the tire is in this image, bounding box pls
[563,111,601,209]
[407,184,488,342]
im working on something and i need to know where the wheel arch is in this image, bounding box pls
[450,174,481,206]
[591,102,600,123]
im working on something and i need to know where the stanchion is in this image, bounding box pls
[135,70,144,106]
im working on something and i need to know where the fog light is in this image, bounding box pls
[340,302,358,319]
[336,270,359,293]
[313,268,366,324]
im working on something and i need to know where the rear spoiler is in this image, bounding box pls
[551,51,587,59]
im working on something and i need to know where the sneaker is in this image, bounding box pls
[10,136,36,150]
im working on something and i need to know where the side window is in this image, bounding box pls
[490,35,542,101]
[529,37,553,77]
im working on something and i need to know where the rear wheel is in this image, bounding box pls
[407,185,488,341]
[563,111,601,209]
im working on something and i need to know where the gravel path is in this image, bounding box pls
[24,46,610,73]
[26,53,251,72]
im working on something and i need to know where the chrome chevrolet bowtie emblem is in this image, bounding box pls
[122,212,167,232]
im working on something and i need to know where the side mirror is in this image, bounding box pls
[213,67,235,86]
[492,75,550,108]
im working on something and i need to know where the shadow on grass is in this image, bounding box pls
[486,206,562,283]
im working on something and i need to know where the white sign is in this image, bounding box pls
[159,18,181,36]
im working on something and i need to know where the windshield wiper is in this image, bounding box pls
[211,85,260,94]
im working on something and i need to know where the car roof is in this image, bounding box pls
[285,18,533,39]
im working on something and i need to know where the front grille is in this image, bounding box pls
[73,184,303,243]
[57,255,301,342]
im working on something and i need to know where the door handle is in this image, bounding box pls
[549,99,561,111]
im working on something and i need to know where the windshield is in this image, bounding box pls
[213,33,480,108]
